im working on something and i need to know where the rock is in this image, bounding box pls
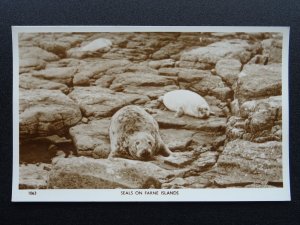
[94,75,115,88]
[164,151,197,168]
[161,177,187,188]
[183,176,211,188]
[121,85,178,99]
[110,72,176,91]
[188,75,232,101]
[69,119,111,157]
[215,59,242,85]
[191,132,226,151]
[19,89,82,138]
[19,46,60,62]
[217,140,282,184]
[153,110,227,132]
[190,151,218,171]
[261,39,282,63]
[19,163,51,189]
[19,73,69,93]
[180,39,254,64]
[68,87,149,118]
[148,59,175,69]
[160,129,195,151]
[19,58,46,73]
[32,67,77,85]
[151,42,185,60]
[234,64,281,102]
[178,69,211,82]
[73,59,131,85]
[66,38,112,58]
[48,157,175,189]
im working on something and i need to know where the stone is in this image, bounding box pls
[161,177,187,189]
[180,39,253,64]
[73,59,131,85]
[94,75,115,88]
[19,89,82,138]
[153,110,227,132]
[184,176,211,188]
[19,58,46,73]
[148,59,175,69]
[19,163,51,189]
[66,38,112,58]
[164,151,197,168]
[217,140,282,184]
[32,67,77,85]
[190,151,218,172]
[235,64,281,102]
[121,85,178,99]
[178,69,211,82]
[215,59,242,85]
[19,46,60,62]
[48,157,175,189]
[261,39,282,63]
[19,73,69,93]
[110,72,176,91]
[160,129,195,151]
[69,119,111,156]
[68,86,149,118]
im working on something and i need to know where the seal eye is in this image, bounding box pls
[136,141,140,146]
[148,141,152,146]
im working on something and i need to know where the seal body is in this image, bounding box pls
[109,105,171,160]
[162,90,211,118]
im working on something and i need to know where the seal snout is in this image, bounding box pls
[140,149,151,159]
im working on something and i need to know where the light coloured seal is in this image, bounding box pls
[108,105,172,160]
[160,90,214,118]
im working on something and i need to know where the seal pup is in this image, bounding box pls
[160,90,214,118]
[109,105,172,161]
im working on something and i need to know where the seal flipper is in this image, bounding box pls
[175,106,184,117]
[157,136,172,157]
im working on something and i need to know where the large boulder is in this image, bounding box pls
[234,63,281,102]
[19,89,82,138]
[216,140,282,185]
[48,157,176,189]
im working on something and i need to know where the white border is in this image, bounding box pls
[12,26,290,202]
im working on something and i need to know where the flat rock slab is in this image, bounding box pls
[164,151,197,168]
[19,163,51,189]
[235,63,282,102]
[217,139,282,183]
[69,119,111,157]
[180,39,253,64]
[20,89,82,138]
[48,157,176,189]
[110,72,176,91]
[20,73,69,93]
[153,110,226,132]
[19,46,60,62]
[160,129,195,151]
[32,67,77,85]
[68,86,150,118]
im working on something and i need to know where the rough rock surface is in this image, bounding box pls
[19,89,82,138]
[18,32,284,189]
[48,157,177,189]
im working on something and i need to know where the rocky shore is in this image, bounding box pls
[18,31,283,189]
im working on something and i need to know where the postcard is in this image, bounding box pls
[12,26,290,201]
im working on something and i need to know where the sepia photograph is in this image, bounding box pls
[12,26,290,201]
